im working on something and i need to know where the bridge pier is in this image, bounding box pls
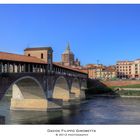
[10,98,48,111]
[80,89,86,99]
[10,98,63,111]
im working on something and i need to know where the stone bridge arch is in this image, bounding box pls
[6,76,46,99]
[71,78,81,99]
[5,76,47,111]
[52,76,70,101]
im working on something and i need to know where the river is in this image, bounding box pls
[1,96,140,124]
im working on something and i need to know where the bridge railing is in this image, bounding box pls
[0,60,47,73]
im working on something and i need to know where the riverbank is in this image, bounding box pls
[86,88,140,99]
[86,79,140,99]
[86,91,140,99]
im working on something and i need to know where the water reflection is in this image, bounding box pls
[1,96,140,124]
[0,115,5,124]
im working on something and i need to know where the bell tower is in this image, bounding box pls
[61,43,74,66]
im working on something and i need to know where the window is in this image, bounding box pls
[28,54,30,56]
[41,53,43,59]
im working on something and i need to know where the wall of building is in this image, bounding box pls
[116,61,132,78]
[132,60,140,78]
[80,65,116,80]
[24,50,50,63]
[116,59,140,79]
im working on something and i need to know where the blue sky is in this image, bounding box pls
[0,4,140,66]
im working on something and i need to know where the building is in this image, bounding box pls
[24,47,53,64]
[101,66,116,80]
[116,59,140,79]
[132,59,140,78]
[86,64,97,79]
[116,61,133,78]
[60,43,117,79]
[79,64,116,80]
[61,43,80,67]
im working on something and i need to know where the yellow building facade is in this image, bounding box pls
[116,59,140,79]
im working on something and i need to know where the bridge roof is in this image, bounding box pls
[0,51,88,75]
[0,52,46,64]
[53,63,87,74]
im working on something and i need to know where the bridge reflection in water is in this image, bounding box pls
[0,115,5,124]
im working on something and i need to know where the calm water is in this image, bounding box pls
[1,96,140,124]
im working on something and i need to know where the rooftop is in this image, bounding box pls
[53,63,87,74]
[24,47,52,51]
[0,51,87,74]
[0,51,46,64]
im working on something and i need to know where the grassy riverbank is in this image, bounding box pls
[110,84,140,90]
[116,90,140,96]
[86,79,140,99]
[109,84,140,97]
[86,87,140,99]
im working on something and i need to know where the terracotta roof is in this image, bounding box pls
[53,63,87,74]
[24,47,52,51]
[0,52,46,64]
[0,51,87,74]
[54,62,62,65]
[103,67,116,72]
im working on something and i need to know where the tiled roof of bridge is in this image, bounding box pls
[0,51,87,74]
[0,52,46,64]
[53,63,87,74]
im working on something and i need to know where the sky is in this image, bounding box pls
[0,4,140,66]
